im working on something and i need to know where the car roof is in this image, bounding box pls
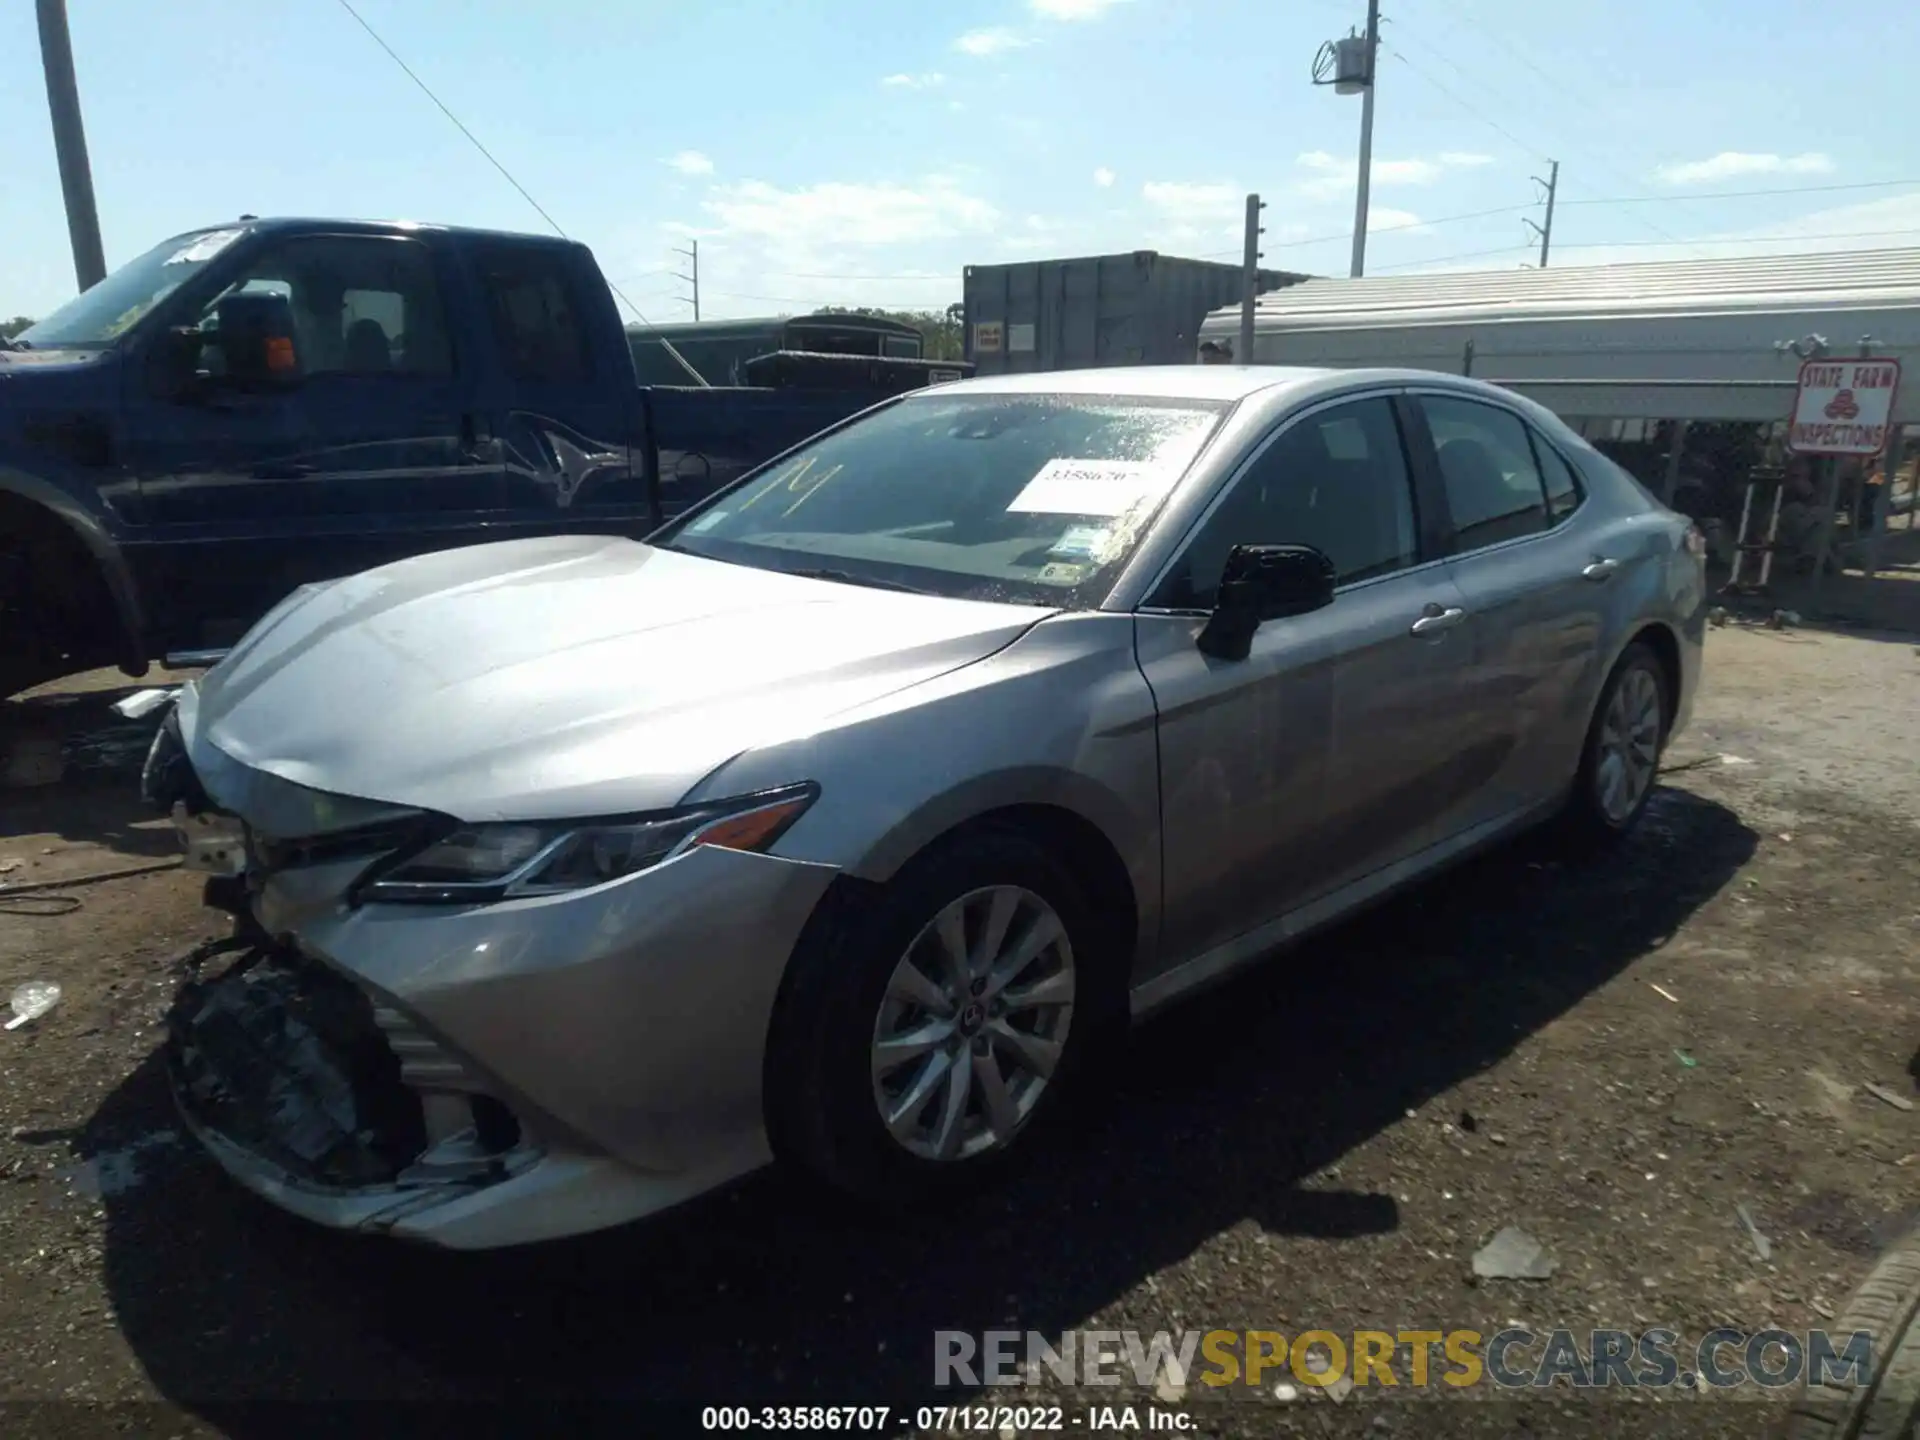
[934,365,1336,402]
[924,364,1536,411]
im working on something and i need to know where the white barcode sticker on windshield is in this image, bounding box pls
[164,228,245,266]
[1007,459,1156,517]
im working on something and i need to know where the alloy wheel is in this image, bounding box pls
[1595,665,1662,824]
[869,884,1076,1162]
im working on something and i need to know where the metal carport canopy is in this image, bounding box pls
[1199,248,1920,424]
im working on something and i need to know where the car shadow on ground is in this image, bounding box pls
[75,786,1756,1425]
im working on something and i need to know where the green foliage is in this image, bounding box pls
[0,316,35,341]
[812,304,965,361]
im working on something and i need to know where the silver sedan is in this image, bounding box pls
[153,365,1705,1247]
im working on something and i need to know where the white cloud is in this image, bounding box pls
[1368,207,1425,233]
[1655,151,1834,185]
[1292,150,1491,200]
[664,150,714,177]
[702,175,999,248]
[882,72,946,89]
[1093,166,1116,188]
[954,27,1031,56]
[1142,181,1245,220]
[1030,0,1128,18]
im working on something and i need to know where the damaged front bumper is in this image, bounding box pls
[156,729,842,1248]
[165,945,763,1248]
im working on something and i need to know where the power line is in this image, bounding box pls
[1381,24,1701,255]
[1560,177,1920,206]
[1555,225,1920,251]
[1372,244,1533,272]
[1380,43,1543,161]
[331,0,705,381]
[333,0,565,239]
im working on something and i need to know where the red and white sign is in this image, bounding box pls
[1788,357,1902,456]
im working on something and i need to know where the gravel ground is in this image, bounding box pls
[0,624,1916,1439]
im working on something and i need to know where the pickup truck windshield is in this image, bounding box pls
[660,393,1227,607]
[15,227,247,350]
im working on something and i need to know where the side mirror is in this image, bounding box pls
[216,291,303,392]
[1195,544,1336,661]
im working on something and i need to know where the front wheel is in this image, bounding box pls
[1560,640,1668,847]
[764,829,1108,1204]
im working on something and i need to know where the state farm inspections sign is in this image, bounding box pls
[1788,357,1902,456]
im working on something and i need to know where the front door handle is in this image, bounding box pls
[1582,557,1620,582]
[1410,603,1467,637]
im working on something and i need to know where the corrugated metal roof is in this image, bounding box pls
[1225,247,1920,332]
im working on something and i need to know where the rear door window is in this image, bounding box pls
[472,248,594,384]
[1420,395,1550,551]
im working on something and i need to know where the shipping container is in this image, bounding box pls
[961,252,1310,375]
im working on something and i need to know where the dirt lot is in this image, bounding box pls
[1,625,1917,1438]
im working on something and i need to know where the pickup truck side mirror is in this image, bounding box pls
[1195,543,1337,661]
[215,292,304,393]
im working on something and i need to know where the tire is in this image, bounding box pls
[1782,1221,1920,1440]
[764,826,1113,1205]
[1559,639,1669,849]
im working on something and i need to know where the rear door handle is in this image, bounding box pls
[1582,557,1620,582]
[1410,603,1467,636]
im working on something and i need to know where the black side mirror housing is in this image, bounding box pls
[1195,543,1337,661]
[216,291,303,392]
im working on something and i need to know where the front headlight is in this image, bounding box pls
[355,783,818,905]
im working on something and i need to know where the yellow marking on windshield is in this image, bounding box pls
[735,456,816,514]
[781,463,844,518]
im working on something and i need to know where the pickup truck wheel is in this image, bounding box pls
[764,828,1109,1205]
[0,507,116,699]
[0,528,58,699]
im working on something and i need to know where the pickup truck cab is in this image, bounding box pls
[0,217,876,696]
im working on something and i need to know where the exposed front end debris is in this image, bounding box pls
[168,948,529,1203]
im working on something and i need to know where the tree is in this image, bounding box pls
[812,305,964,362]
[1,316,34,341]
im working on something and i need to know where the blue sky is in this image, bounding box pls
[5,0,1920,325]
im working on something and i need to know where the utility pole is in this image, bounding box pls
[1239,193,1265,364]
[36,0,106,291]
[1349,0,1381,278]
[673,240,700,321]
[1524,159,1560,269]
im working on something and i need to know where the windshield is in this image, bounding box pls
[658,392,1228,607]
[15,227,248,350]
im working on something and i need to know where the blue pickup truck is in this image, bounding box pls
[0,217,905,697]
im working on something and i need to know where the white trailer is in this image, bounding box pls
[1199,247,1920,425]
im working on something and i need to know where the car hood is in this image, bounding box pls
[184,536,1052,822]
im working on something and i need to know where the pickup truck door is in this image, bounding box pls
[118,231,503,653]
[462,241,650,539]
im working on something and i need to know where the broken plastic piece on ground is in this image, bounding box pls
[111,687,180,720]
[1472,1225,1557,1280]
[1719,754,1754,767]
[1862,1081,1916,1113]
[1675,1050,1697,1068]
[1736,1202,1772,1262]
[1651,983,1681,1004]
[6,980,62,1030]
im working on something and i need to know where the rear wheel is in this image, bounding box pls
[1560,640,1668,847]
[765,828,1110,1203]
